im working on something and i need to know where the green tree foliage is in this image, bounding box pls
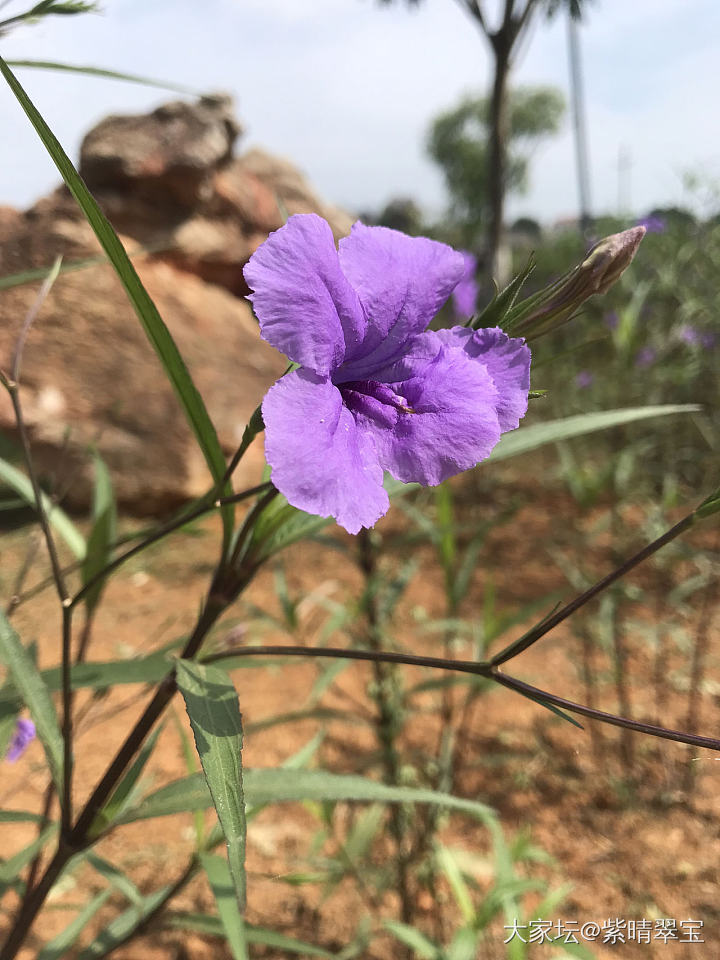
[427,86,564,245]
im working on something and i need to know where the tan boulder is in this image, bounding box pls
[0,223,284,514]
[0,96,354,513]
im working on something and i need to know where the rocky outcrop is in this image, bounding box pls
[0,96,352,512]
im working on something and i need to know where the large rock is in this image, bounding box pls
[0,96,353,513]
[75,97,353,296]
[0,218,284,513]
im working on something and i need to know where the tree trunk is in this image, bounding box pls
[487,34,512,286]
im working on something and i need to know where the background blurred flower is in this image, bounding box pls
[575,370,594,389]
[635,346,657,368]
[5,718,35,763]
[679,325,700,345]
[636,215,666,234]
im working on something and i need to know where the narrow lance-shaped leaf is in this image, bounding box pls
[200,853,248,960]
[0,56,234,551]
[0,611,63,791]
[176,660,247,907]
[118,768,497,827]
[5,59,197,94]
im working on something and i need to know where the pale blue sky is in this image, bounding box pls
[1,0,719,224]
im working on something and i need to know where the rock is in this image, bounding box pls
[0,233,284,513]
[80,94,241,210]
[0,96,353,513]
[71,97,353,297]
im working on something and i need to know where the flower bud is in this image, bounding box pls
[506,226,646,341]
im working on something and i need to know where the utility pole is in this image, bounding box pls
[567,10,592,239]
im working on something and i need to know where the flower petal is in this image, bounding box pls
[244,214,366,376]
[436,326,531,432]
[349,338,502,486]
[336,222,465,375]
[262,369,389,534]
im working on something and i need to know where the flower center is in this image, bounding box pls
[337,379,415,424]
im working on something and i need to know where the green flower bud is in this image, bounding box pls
[504,226,646,341]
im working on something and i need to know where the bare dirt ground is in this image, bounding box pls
[1,474,719,959]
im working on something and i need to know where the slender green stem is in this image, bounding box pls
[70,483,272,609]
[203,644,720,752]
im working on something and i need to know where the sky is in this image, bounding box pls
[1,0,719,225]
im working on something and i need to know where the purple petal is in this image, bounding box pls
[336,222,465,374]
[262,369,389,534]
[451,251,478,319]
[349,338,503,486]
[244,214,366,376]
[436,326,531,432]
[5,718,36,763]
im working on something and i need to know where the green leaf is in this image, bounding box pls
[0,611,63,790]
[176,660,246,906]
[5,60,196,94]
[0,57,233,549]
[0,457,85,559]
[199,854,247,960]
[488,405,701,463]
[89,725,163,836]
[163,913,335,957]
[118,769,497,826]
[249,494,333,561]
[0,809,46,823]
[86,853,143,907]
[37,887,114,960]
[471,254,535,330]
[0,824,57,893]
[75,884,172,960]
[436,845,475,925]
[383,921,439,959]
[81,453,116,613]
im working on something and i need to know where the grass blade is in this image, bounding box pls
[5,60,196,94]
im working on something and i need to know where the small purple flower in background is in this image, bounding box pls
[701,331,717,350]
[575,370,594,389]
[604,311,619,330]
[635,215,666,234]
[245,214,531,533]
[5,718,35,763]
[679,325,700,346]
[635,346,657,368]
[451,250,478,320]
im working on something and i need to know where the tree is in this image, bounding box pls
[428,86,564,246]
[380,0,592,282]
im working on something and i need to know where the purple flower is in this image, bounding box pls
[575,370,594,389]
[451,251,478,320]
[635,346,657,368]
[244,215,531,534]
[635,215,666,234]
[701,331,717,350]
[679,325,700,346]
[5,718,35,763]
